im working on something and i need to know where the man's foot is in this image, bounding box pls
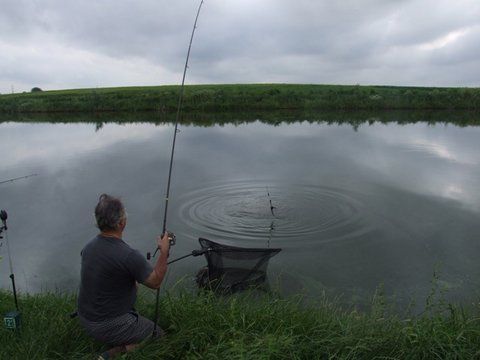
[97,351,110,360]
[97,344,137,359]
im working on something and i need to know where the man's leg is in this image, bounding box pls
[98,315,164,359]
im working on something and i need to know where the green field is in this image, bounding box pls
[0,84,479,113]
[2,288,480,359]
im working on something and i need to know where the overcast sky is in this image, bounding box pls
[1,0,479,93]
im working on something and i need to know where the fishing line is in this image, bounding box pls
[150,0,205,337]
[266,187,277,247]
[267,186,277,217]
[267,221,275,248]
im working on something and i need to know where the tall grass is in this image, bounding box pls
[1,287,480,359]
[0,84,479,113]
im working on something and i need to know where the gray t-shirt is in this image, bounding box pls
[78,235,153,321]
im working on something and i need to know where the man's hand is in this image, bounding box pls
[157,232,171,255]
[144,233,172,290]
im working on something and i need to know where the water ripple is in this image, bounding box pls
[177,180,375,247]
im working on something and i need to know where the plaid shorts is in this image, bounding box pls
[79,311,164,347]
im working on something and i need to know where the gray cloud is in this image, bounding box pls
[0,0,479,93]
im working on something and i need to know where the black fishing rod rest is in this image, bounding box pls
[1,209,21,330]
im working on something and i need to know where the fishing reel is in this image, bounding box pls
[166,231,176,246]
[146,231,176,260]
[0,210,7,236]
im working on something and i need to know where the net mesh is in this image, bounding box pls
[196,238,281,293]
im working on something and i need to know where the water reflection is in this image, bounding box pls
[1,114,480,310]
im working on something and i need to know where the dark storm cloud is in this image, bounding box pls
[0,0,479,92]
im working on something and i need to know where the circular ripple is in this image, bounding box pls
[177,180,375,247]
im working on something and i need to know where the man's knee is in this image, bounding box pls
[125,344,139,352]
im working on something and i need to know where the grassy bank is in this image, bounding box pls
[1,289,480,359]
[0,84,479,113]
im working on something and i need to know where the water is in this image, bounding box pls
[1,114,480,309]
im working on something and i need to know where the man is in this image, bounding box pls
[78,194,171,359]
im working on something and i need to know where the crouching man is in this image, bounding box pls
[78,194,170,359]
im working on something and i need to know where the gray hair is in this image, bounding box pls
[94,194,126,231]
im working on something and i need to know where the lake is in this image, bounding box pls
[1,112,480,310]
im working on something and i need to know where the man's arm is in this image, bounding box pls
[143,233,171,289]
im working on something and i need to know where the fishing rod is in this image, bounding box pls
[0,174,38,185]
[149,0,205,259]
[1,210,21,330]
[149,0,205,337]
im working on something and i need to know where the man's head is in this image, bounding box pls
[94,194,127,232]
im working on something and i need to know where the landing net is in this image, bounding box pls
[196,238,281,293]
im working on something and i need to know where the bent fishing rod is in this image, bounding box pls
[149,0,205,337]
[149,0,204,259]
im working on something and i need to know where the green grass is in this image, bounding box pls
[2,288,480,359]
[0,84,479,113]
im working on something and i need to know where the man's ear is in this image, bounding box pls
[119,217,127,229]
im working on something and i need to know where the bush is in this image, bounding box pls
[31,87,42,92]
